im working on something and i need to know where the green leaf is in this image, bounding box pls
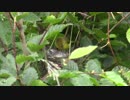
[110,34,117,38]
[58,70,80,79]
[69,45,98,59]
[45,23,72,40]
[22,12,41,22]
[20,67,38,85]
[111,40,127,48]
[30,80,48,86]
[85,59,102,74]
[0,69,11,78]
[63,60,79,71]
[103,56,115,69]
[101,71,127,86]
[80,36,92,47]
[44,15,56,23]
[126,28,130,43]
[16,12,29,21]
[99,78,115,86]
[89,12,104,16]
[70,73,93,86]
[16,54,33,64]
[1,54,17,77]
[0,21,12,45]
[0,76,16,86]
[67,13,93,34]
[27,34,49,52]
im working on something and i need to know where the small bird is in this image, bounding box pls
[55,36,70,50]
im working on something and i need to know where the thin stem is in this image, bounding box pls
[69,25,73,55]
[107,12,118,64]
[109,12,130,33]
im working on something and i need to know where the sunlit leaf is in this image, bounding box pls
[126,28,130,43]
[69,46,97,59]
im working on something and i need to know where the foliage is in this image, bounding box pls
[0,12,130,86]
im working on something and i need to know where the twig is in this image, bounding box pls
[39,25,50,45]
[5,12,21,84]
[78,12,88,18]
[16,19,30,55]
[107,12,118,64]
[109,12,130,33]
[0,37,8,53]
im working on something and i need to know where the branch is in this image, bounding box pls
[109,12,130,33]
[107,12,118,64]
[16,19,30,55]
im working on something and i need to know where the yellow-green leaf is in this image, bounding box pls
[69,45,97,59]
[126,28,130,43]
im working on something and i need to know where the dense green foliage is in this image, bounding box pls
[0,12,130,86]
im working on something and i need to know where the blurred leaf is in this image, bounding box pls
[0,69,11,78]
[89,12,104,16]
[22,12,40,22]
[20,67,38,85]
[85,59,102,74]
[101,71,127,86]
[0,76,16,86]
[63,60,79,71]
[69,45,97,59]
[67,13,92,34]
[0,21,12,45]
[103,56,115,69]
[44,12,67,25]
[80,36,92,47]
[1,54,17,77]
[16,12,29,21]
[99,78,115,86]
[30,80,48,86]
[16,53,39,64]
[70,73,93,86]
[45,23,72,40]
[111,40,127,48]
[58,70,80,79]
[126,28,130,43]
[27,34,49,52]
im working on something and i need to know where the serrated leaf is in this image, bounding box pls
[45,23,72,40]
[30,80,48,86]
[16,53,39,64]
[0,76,16,86]
[80,36,92,47]
[20,67,38,85]
[126,28,130,43]
[103,56,115,69]
[27,34,49,52]
[70,73,93,86]
[69,45,97,59]
[58,70,79,79]
[63,60,79,71]
[0,21,12,45]
[1,54,17,77]
[99,78,115,86]
[85,59,102,74]
[101,71,127,86]
[16,55,34,64]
